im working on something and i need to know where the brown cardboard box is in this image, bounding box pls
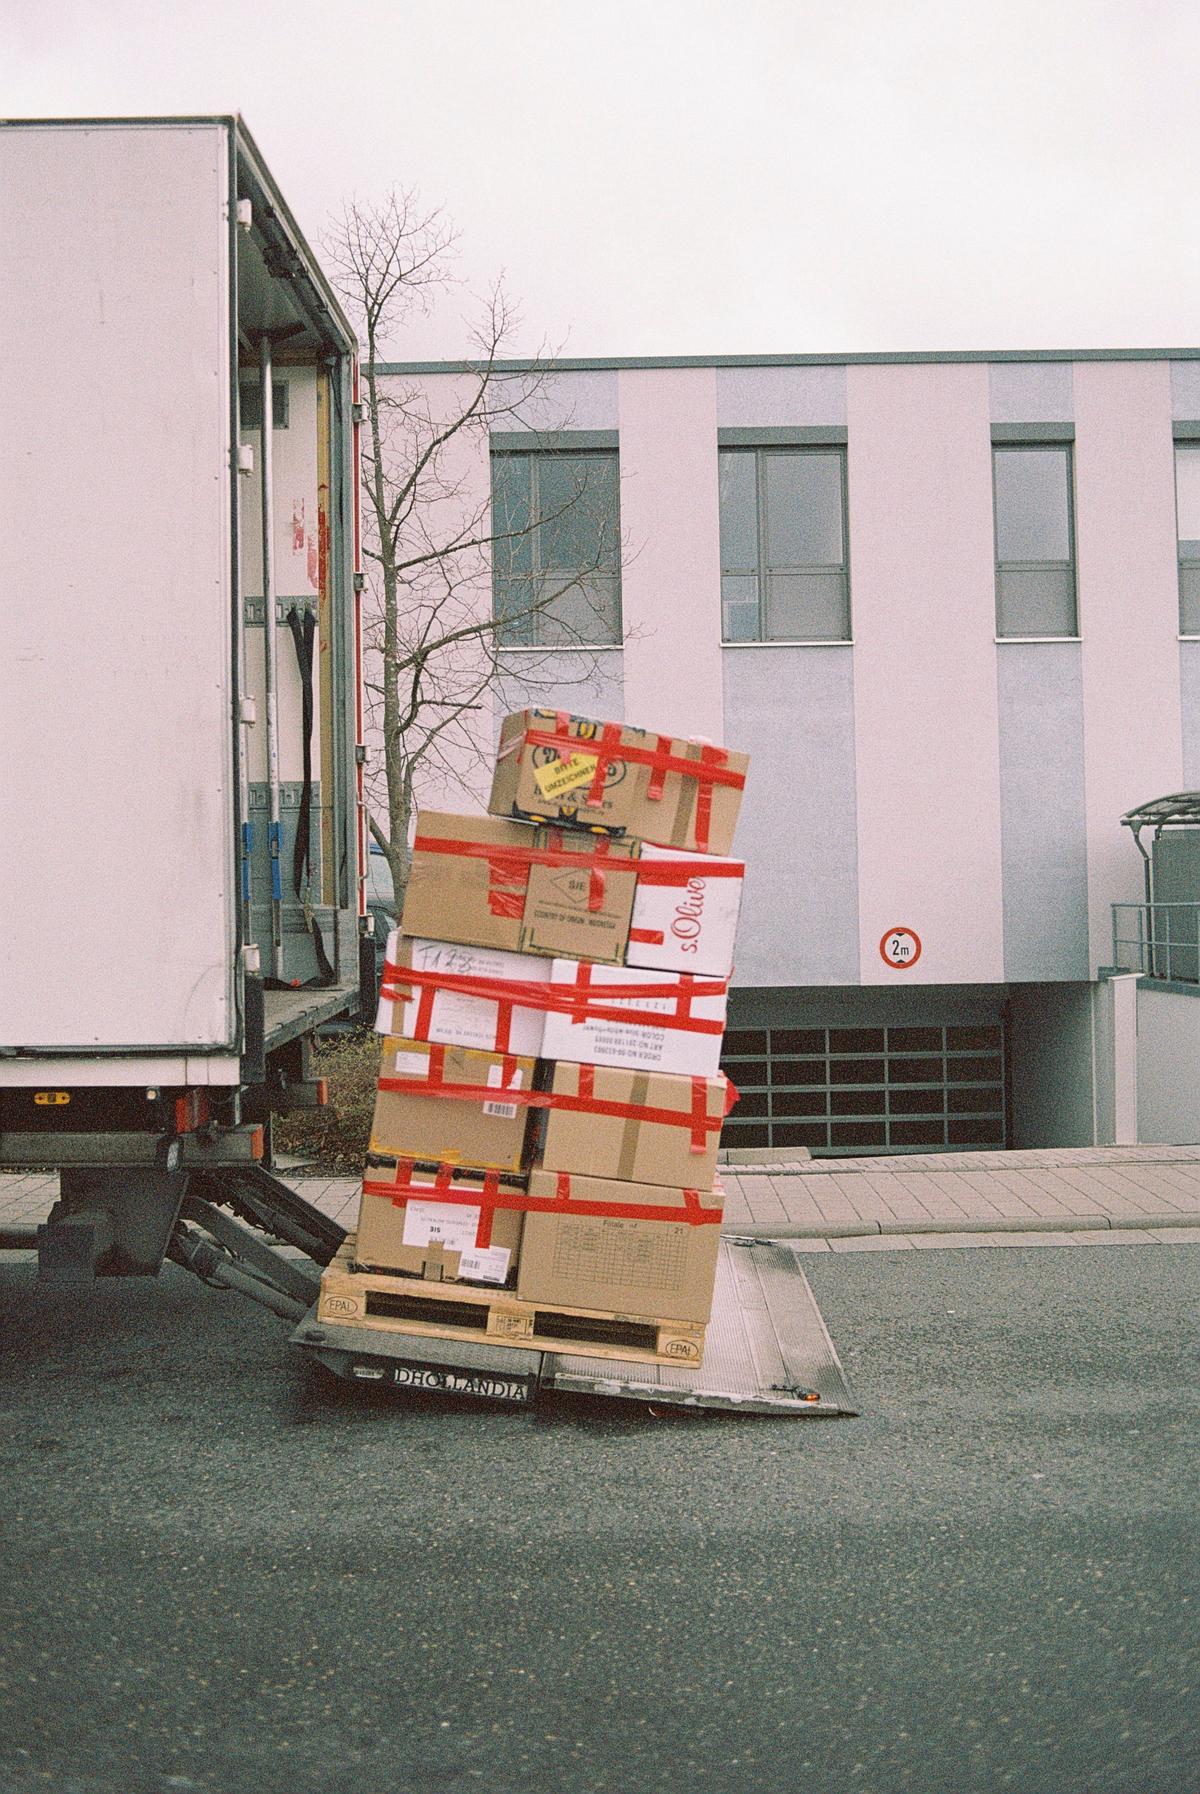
[401,810,638,964]
[489,709,749,857]
[356,1160,524,1285]
[520,828,639,962]
[534,1062,728,1189]
[369,1037,536,1173]
[516,1169,724,1323]
[400,811,539,952]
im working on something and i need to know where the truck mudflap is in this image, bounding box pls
[290,1240,858,1417]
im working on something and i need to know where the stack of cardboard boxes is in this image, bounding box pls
[349,707,750,1363]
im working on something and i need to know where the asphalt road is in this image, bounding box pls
[0,1243,1197,1794]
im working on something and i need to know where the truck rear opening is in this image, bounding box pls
[0,116,369,1281]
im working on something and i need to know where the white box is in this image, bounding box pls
[627,843,744,978]
[375,932,549,1057]
[541,959,727,1078]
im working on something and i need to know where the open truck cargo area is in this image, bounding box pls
[0,117,370,1278]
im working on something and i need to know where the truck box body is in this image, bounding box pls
[0,118,363,1090]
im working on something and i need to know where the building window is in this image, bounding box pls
[491,450,621,647]
[1174,444,1200,634]
[993,444,1077,637]
[718,447,850,642]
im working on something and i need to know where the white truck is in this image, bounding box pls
[0,116,367,1296]
[0,117,852,1416]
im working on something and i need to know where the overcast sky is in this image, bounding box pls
[7,0,1200,361]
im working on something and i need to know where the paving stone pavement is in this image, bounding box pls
[4,1144,1200,1252]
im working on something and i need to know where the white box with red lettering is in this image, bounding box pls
[626,843,744,979]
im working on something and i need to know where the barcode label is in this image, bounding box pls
[483,1064,522,1119]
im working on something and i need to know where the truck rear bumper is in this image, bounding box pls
[0,1125,264,1170]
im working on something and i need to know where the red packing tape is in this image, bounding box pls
[381,958,729,1037]
[362,1161,724,1240]
[375,1070,732,1148]
[522,725,745,792]
[524,724,742,852]
[412,830,742,885]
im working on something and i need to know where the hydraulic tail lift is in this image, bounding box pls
[3,1173,856,1416]
[292,1235,858,1414]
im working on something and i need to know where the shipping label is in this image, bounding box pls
[401,1198,484,1252]
[531,752,599,801]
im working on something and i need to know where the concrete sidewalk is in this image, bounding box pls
[4,1144,1200,1253]
[719,1144,1200,1250]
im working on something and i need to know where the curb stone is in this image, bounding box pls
[719,1212,1194,1241]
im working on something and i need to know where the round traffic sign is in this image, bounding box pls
[880,927,922,969]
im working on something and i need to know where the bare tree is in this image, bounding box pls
[323,191,623,917]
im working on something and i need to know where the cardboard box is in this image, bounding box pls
[520,827,639,962]
[369,1037,536,1173]
[489,708,749,857]
[356,1160,524,1285]
[401,811,640,966]
[376,932,550,1057]
[516,1169,724,1323]
[626,842,744,979]
[539,959,728,1078]
[534,1063,728,1190]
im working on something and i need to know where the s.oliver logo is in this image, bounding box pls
[670,877,707,953]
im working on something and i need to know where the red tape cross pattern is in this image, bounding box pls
[381,957,729,1058]
[526,715,745,853]
[375,1062,739,1154]
[362,1159,724,1251]
[414,829,741,895]
[413,828,636,917]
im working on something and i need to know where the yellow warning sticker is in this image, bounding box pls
[532,752,599,801]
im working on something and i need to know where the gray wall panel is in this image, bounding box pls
[1007,981,1096,1146]
[997,643,1090,979]
[716,365,847,428]
[1181,642,1200,783]
[727,985,1004,1028]
[722,646,859,986]
[489,370,619,431]
[1137,986,1200,1142]
[1170,361,1200,420]
[492,650,624,735]
[989,361,1074,423]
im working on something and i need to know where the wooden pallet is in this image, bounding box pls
[317,1237,707,1367]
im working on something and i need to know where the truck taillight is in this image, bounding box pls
[174,1091,212,1134]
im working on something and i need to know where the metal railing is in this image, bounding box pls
[1111,902,1200,984]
